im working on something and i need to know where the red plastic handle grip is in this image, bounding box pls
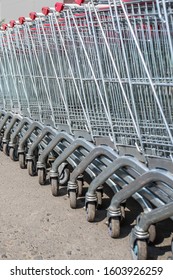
[42,7,50,16]
[2,23,8,30]
[29,12,37,20]
[9,20,16,28]
[19,17,25,25]
[75,0,85,5]
[55,2,64,12]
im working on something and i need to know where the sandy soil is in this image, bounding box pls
[0,151,172,260]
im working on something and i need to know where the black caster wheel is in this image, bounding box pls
[131,239,147,260]
[86,202,96,222]
[69,190,77,209]
[27,160,37,176]
[38,168,46,185]
[108,217,120,238]
[9,147,18,161]
[59,168,70,186]
[51,177,59,196]
[19,153,26,169]
[3,143,9,156]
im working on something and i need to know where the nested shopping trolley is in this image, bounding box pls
[0,0,173,260]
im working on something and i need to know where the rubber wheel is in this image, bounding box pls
[148,224,156,244]
[120,205,126,223]
[132,239,147,260]
[108,217,120,238]
[69,190,77,209]
[86,202,96,222]
[59,168,70,186]
[96,190,103,207]
[51,178,59,196]
[19,153,26,169]
[38,169,46,185]
[27,160,37,176]
[77,179,83,197]
[9,147,18,161]
[3,143,9,156]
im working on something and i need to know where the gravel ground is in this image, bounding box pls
[0,151,172,260]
